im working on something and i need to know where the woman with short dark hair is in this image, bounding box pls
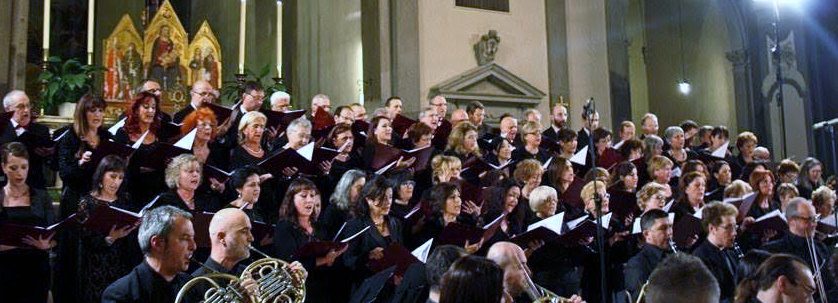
[0,142,56,303]
[76,155,136,302]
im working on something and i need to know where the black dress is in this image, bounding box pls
[55,128,112,303]
[156,189,221,213]
[274,219,350,302]
[76,194,137,303]
[342,216,404,288]
[114,129,167,209]
[0,188,55,303]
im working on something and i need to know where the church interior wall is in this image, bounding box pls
[642,0,738,135]
[417,0,550,120]
[565,0,612,130]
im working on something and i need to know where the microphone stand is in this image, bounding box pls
[586,98,608,303]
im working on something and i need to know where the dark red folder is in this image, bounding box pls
[437,213,505,247]
[294,226,370,259]
[0,214,77,247]
[261,109,306,133]
[82,205,142,236]
[392,114,417,137]
[367,243,420,276]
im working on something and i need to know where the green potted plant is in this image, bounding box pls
[37,56,100,116]
[219,64,287,108]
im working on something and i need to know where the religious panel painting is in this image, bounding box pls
[102,15,143,101]
[142,0,188,92]
[187,21,223,88]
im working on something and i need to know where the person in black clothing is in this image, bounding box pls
[217,81,265,155]
[0,142,57,303]
[624,209,675,301]
[762,198,838,302]
[158,154,220,213]
[75,155,138,303]
[692,202,740,303]
[341,176,404,291]
[643,253,720,303]
[0,90,54,190]
[102,206,196,303]
[114,92,168,208]
[512,121,551,164]
[173,80,216,124]
[734,254,816,303]
[542,103,568,142]
[322,169,366,239]
[576,110,599,153]
[273,178,345,302]
[54,94,112,303]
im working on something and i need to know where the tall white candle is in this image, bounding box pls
[87,0,95,64]
[238,0,247,74]
[276,0,283,77]
[43,0,51,56]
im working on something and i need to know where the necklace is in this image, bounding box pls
[5,186,28,199]
[373,218,386,231]
[243,144,263,156]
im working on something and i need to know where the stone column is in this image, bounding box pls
[6,0,28,91]
[726,49,757,136]
[565,0,612,129]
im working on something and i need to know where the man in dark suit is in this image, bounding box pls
[466,101,492,138]
[692,202,739,303]
[763,198,838,302]
[542,103,568,142]
[0,90,54,189]
[577,110,599,152]
[624,209,674,301]
[173,80,216,124]
[102,206,196,303]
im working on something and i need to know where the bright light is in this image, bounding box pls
[752,0,808,11]
[678,80,692,95]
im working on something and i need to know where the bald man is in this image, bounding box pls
[174,80,217,123]
[486,242,585,303]
[449,109,468,126]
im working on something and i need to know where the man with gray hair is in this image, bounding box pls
[270,91,291,112]
[102,206,196,303]
[0,90,53,189]
[763,198,838,302]
[310,93,331,114]
[173,80,217,123]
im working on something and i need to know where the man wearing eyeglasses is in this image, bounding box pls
[173,80,217,123]
[692,202,739,303]
[624,209,674,302]
[0,90,53,189]
[763,198,838,302]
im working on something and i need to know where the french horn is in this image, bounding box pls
[176,246,306,303]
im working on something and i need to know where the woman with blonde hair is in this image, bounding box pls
[444,121,481,162]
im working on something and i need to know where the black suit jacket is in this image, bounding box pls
[576,128,591,153]
[624,244,670,301]
[173,105,196,124]
[101,261,190,303]
[542,126,560,143]
[692,240,738,303]
[763,234,838,302]
[0,121,52,189]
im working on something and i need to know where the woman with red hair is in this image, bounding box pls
[747,169,779,218]
[114,92,167,206]
[180,107,227,195]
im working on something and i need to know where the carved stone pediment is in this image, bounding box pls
[430,63,545,104]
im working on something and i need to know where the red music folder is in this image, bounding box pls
[391,114,417,137]
[746,209,788,236]
[312,107,335,131]
[510,212,565,247]
[437,213,505,247]
[0,214,77,247]
[369,144,434,172]
[367,243,420,276]
[673,213,703,248]
[202,103,234,125]
[262,109,306,133]
[82,205,142,236]
[294,226,370,259]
